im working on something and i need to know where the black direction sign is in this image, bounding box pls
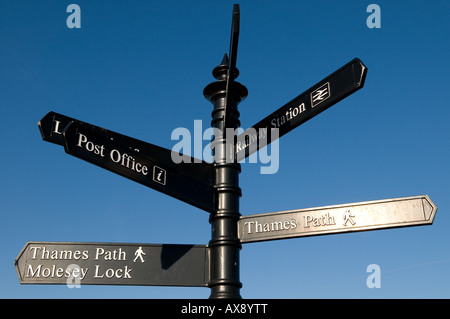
[38,111,214,189]
[15,242,209,286]
[235,58,368,161]
[62,120,217,213]
[38,111,216,213]
[224,4,240,126]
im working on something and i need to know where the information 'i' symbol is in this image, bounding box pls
[153,166,166,185]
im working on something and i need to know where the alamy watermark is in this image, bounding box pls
[366,4,381,29]
[66,264,82,288]
[66,4,81,29]
[171,120,280,174]
[366,264,381,288]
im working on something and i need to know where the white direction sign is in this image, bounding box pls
[238,195,437,243]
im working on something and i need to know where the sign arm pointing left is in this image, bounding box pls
[38,111,217,213]
[15,241,210,286]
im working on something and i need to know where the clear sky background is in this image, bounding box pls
[1,0,449,299]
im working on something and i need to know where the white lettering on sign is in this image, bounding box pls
[77,133,106,157]
[93,265,132,279]
[109,149,149,175]
[235,127,267,153]
[75,133,149,176]
[243,219,297,234]
[29,246,89,260]
[304,212,336,228]
[94,248,127,261]
[242,212,350,235]
[22,245,147,282]
[26,264,88,280]
[270,103,306,129]
[53,120,63,135]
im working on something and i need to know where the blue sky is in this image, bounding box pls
[1,0,449,299]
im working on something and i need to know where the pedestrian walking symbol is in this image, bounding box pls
[343,210,356,226]
[133,246,146,263]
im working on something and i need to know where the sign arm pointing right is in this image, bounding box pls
[238,195,437,244]
[235,58,368,161]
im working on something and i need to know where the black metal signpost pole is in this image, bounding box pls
[204,54,247,299]
[204,5,247,298]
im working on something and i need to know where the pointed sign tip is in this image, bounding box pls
[422,195,437,222]
[352,57,368,87]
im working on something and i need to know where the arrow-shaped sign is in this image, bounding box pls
[38,112,217,213]
[235,58,368,161]
[62,120,217,213]
[238,195,437,243]
[38,111,214,187]
[224,4,240,127]
[15,242,209,287]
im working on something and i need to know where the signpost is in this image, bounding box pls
[16,242,209,287]
[21,4,437,299]
[238,195,437,243]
